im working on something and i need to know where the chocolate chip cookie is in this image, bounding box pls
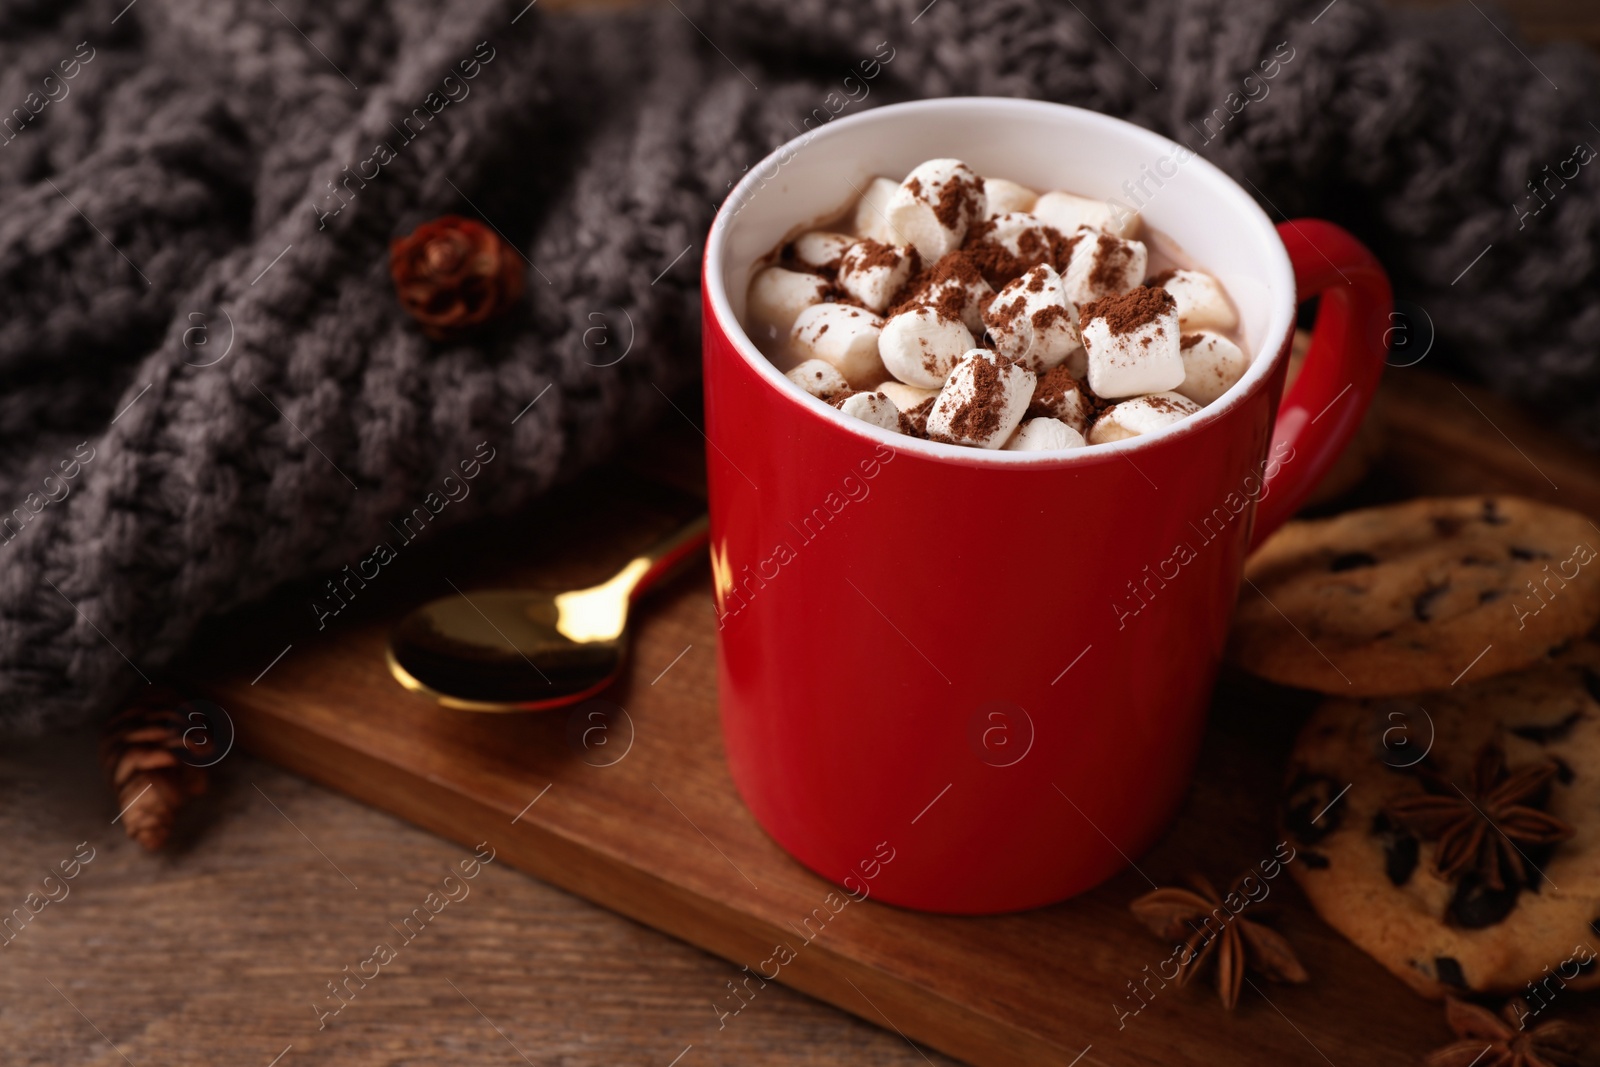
[1232,496,1600,696]
[1282,642,1600,999]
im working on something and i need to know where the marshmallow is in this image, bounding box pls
[791,231,856,272]
[913,256,993,334]
[837,239,915,313]
[786,358,850,400]
[979,211,1064,267]
[1061,230,1148,305]
[926,350,1035,449]
[1033,190,1141,240]
[745,267,832,350]
[1153,268,1239,333]
[983,264,1081,374]
[1087,392,1201,444]
[983,177,1038,217]
[1026,365,1094,433]
[875,380,938,412]
[852,177,902,243]
[1080,286,1185,399]
[747,267,829,346]
[834,390,902,432]
[1175,330,1250,405]
[789,303,886,388]
[1004,417,1086,452]
[884,158,986,264]
[924,276,994,336]
[877,305,976,389]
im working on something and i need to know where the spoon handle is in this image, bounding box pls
[623,513,710,603]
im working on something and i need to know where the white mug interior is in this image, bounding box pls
[704,97,1298,465]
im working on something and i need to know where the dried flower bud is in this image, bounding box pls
[390,215,524,340]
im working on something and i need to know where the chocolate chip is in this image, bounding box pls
[1386,836,1419,886]
[1478,589,1503,604]
[1434,957,1468,989]
[1329,551,1377,572]
[1511,711,1585,744]
[1383,838,1421,885]
[1283,771,1345,845]
[1372,813,1420,887]
[1432,515,1466,538]
[1583,668,1600,706]
[1482,499,1509,525]
[1413,584,1450,622]
[1510,546,1546,561]
[1448,876,1519,929]
[1299,850,1330,869]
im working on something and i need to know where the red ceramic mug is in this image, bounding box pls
[701,98,1390,913]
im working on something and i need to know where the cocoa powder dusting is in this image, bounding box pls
[938,355,1013,443]
[987,295,1026,327]
[961,226,1024,290]
[960,223,1075,292]
[1015,228,1048,264]
[1086,233,1133,295]
[899,396,936,438]
[1051,229,1086,272]
[1180,332,1203,350]
[959,221,1077,290]
[845,238,904,275]
[1027,364,1080,419]
[925,284,967,324]
[1031,303,1068,331]
[1079,286,1176,336]
[1143,395,1190,415]
[887,250,979,320]
[932,172,981,230]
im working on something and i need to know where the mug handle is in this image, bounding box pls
[1250,219,1393,549]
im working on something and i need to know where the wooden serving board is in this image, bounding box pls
[179,366,1600,1067]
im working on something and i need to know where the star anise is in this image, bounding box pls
[1424,997,1596,1067]
[1129,871,1308,1009]
[1384,737,1573,891]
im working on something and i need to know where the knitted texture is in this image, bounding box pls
[0,0,1596,734]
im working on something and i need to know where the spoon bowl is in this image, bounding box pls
[387,514,709,712]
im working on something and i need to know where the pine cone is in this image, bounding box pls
[100,686,211,851]
[390,215,524,340]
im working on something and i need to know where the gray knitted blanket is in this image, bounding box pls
[2,0,1597,735]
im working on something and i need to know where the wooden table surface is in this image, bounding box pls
[4,3,1596,1065]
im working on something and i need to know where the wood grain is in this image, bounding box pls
[0,749,958,1067]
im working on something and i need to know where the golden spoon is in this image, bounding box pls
[386,514,709,712]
